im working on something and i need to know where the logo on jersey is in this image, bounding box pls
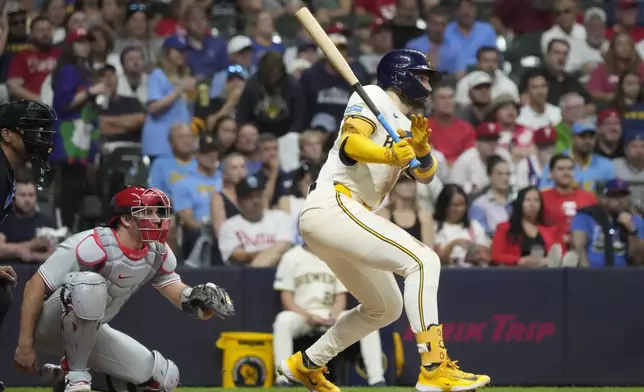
[232,356,267,387]
[345,104,364,115]
[383,135,394,148]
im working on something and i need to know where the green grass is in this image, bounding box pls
[6,388,644,392]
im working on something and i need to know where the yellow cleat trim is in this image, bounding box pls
[416,324,443,344]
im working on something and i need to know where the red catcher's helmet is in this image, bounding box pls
[109,186,172,243]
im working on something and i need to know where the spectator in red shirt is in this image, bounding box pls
[427,84,476,164]
[587,31,644,102]
[7,16,61,101]
[492,186,562,267]
[541,154,597,246]
[154,0,186,37]
[606,0,644,43]
[490,0,552,36]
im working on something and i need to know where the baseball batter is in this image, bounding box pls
[13,186,235,392]
[272,244,385,386]
[277,49,491,392]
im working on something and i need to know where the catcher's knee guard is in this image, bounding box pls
[61,271,108,320]
[149,350,180,391]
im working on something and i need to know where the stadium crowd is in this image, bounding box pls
[0,0,642,272]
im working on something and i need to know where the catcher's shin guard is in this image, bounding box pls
[86,352,179,392]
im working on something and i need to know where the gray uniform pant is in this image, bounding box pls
[35,291,155,385]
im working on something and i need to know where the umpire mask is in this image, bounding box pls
[0,101,57,188]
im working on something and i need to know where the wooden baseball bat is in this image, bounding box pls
[294,7,420,168]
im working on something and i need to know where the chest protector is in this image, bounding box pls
[75,227,167,322]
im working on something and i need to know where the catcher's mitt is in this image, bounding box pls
[182,283,235,320]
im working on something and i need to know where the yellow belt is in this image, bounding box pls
[333,183,373,211]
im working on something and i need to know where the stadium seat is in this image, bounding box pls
[97,142,148,220]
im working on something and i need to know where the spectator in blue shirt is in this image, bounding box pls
[570,179,644,267]
[173,134,223,257]
[406,6,466,78]
[210,35,255,98]
[249,11,285,65]
[142,35,195,159]
[148,123,197,196]
[182,5,228,80]
[540,122,615,191]
[445,0,497,67]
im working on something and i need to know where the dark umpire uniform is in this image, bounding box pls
[0,100,56,390]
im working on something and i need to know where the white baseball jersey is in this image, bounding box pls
[317,85,410,209]
[273,246,347,312]
[218,209,294,264]
[38,227,180,323]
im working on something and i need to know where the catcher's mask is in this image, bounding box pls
[109,186,172,243]
[0,100,57,187]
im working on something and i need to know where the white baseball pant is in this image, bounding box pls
[299,182,441,366]
[35,290,173,388]
[273,309,385,385]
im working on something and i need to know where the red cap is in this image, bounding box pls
[618,0,638,9]
[66,28,89,44]
[533,125,557,146]
[476,122,501,139]
[598,108,621,124]
[325,22,348,35]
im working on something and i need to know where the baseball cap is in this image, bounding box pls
[329,33,348,47]
[623,131,644,145]
[476,122,501,140]
[163,35,189,51]
[311,113,337,133]
[618,0,638,9]
[485,93,519,121]
[534,125,557,146]
[227,35,253,55]
[236,175,265,199]
[598,108,621,124]
[66,28,89,44]
[572,122,596,135]
[324,23,349,47]
[468,71,493,89]
[198,134,218,154]
[603,179,631,196]
[584,7,607,24]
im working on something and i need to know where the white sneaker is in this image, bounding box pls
[64,381,91,392]
[562,251,580,268]
[65,371,91,392]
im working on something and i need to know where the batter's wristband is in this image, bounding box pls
[417,152,434,169]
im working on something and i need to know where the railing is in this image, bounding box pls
[2,266,643,386]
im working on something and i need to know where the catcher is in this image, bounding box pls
[13,186,235,392]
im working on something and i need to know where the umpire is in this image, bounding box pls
[0,100,56,392]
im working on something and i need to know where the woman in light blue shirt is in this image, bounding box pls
[142,35,195,160]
